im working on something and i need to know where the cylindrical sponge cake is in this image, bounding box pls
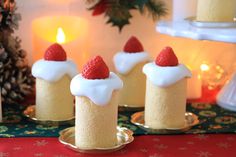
[145,78,187,129]
[197,0,236,22]
[35,75,74,121]
[118,62,146,107]
[75,92,118,149]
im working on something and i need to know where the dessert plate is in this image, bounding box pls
[23,105,75,126]
[186,17,236,28]
[131,111,199,133]
[59,126,134,153]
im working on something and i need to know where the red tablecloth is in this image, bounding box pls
[1,134,236,157]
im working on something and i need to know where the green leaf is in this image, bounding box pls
[86,0,167,31]
[105,1,132,31]
[132,0,148,11]
[144,0,167,20]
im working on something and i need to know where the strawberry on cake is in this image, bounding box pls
[32,43,78,121]
[143,47,192,129]
[113,36,150,108]
[70,56,123,149]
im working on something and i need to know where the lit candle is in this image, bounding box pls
[32,16,90,69]
[56,27,66,44]
[187,69,202,99]
[173,0,197,21]
[200,63,210,72]
[0,88,2,122]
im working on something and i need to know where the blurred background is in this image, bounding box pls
[15,0,236,80]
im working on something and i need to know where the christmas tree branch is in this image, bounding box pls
[86,0,167,31]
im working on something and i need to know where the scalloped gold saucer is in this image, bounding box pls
[131,111,199,133]
[59,126,134,153]
[23,105,75,126]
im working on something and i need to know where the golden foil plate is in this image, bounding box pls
[59,127,134,153]
[23,105,75,126]
[186,16,236,28]
[131,111,200,133]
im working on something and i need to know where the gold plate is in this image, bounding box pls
[59,127,134,153]
[23,105,75,126]
[131,111,200,133]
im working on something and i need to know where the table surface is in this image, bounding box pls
[1,88,236,157]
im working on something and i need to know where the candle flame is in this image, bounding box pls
[200,63,210,71]
[56,27,66,44]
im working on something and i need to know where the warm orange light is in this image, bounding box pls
[197,74,201,79]
[32,16,89,68]
[186,65,192,71]
[56,27,66,44]
[200,63,210,71]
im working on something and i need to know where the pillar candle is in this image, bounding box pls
[32,16,90,69]
[173,0,197,21]
[187,70,202,99]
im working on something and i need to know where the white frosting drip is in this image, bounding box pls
[143,62,192,87]
[32,59,78,82]
[70,72,123,106]
[113,52,149,74]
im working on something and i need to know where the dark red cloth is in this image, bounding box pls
[1,134,236,157]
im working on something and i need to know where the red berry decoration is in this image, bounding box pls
[44,43,67,61]
[82,55,110,79]
[123,36,144,53]
[92,0,108,16]
[155,47,179,66]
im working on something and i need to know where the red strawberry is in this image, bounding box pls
[44,43,67,61]
[155,47,179,66]
[123,36,144,53]
[82,55,110,79]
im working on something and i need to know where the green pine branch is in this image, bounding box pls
[86,0,167,31]
[144,0,167,20]
[106,1,132,31]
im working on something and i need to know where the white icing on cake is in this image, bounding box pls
[70,72,123,106]
[113,52,149,74]
[32,59,78,82]
[143,62,192,87]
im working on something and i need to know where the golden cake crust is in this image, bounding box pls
[118,62,147,107]
[145,79,187,129]
[197,0,236,22]
[75,91,119,149]
[35,75,74,121]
